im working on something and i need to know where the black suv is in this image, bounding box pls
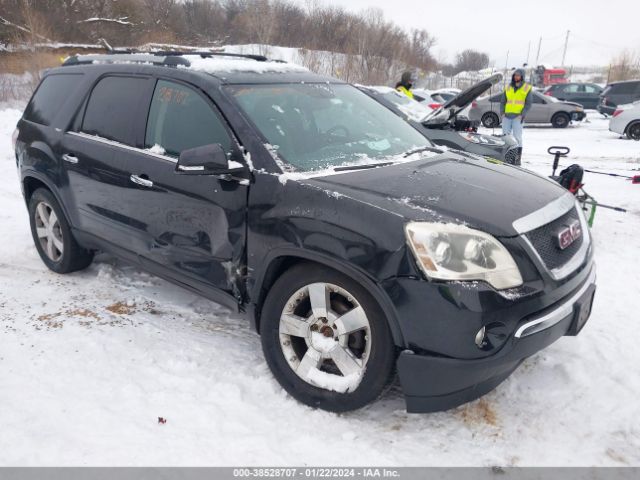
[598,80,640,116]
[543,82,603,110]
[13,52,596,413]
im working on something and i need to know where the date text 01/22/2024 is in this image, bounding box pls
[233,468,400,478]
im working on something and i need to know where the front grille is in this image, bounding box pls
[504,147,520,165]
[525,207,584,271]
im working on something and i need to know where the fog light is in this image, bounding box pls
[475,326,486,348]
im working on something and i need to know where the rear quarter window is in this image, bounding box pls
[611,82,640,95]
[23,74,84,126]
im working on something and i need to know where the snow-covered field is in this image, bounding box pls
[1,107,639,466]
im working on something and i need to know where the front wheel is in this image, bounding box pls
[28,188,93,274]
[552,112,571,128]
[260,264,396,412]
[482,112,500,128]
[626,122,640,141]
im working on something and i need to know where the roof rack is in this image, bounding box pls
[62,53,190,67]
[152,51,269,62]
[62,50,271,68]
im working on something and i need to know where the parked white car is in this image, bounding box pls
[609,101,640,140]
[412,88,447,108]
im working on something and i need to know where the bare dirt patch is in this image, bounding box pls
[459,398,499,427]
[106,301,136,315]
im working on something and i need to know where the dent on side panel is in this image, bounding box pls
[245,172,409,301]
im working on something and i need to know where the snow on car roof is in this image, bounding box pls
[182,55,309,75]
[70,53,310,75]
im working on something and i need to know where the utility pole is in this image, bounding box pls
[504,50,510,87]
[526,41,531,65]
[535,37,542,65]
[561,30,570,66]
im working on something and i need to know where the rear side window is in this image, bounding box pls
[81,76,148,145]
[611,82,640,95]
[532,93,545,104]
[23,74,83,126]
[145,80,231,157]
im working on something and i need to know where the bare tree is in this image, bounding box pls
[609,49,640,82]
[454,49,490,73]
[1,0,441,85]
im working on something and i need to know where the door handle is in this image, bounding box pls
[130,174,153,188]
[62,154,79,164]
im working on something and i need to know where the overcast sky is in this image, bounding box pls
[293,0,639,67]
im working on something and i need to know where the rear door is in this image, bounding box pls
[61,75,153,248]
[118,78,249,299]
[580,84,601,109]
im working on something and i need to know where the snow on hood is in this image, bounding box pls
[307,152,568,237]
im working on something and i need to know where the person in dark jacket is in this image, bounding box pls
[395,71,415,99]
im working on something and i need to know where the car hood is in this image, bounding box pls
[306,151,568,237]
[424,73,503,124]
[561,101,583,109]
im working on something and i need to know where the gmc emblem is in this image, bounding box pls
[557,221,582,250]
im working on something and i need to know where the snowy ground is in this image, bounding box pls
[1,108,639,466]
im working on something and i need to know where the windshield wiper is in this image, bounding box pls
[402,146,444,158]
[333,161,395,172]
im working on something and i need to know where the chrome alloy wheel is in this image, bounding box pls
[34,201,63,262]
[279,282,371,393]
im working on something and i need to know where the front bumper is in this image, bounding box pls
[572,111,586,121]
[395,264,596,413]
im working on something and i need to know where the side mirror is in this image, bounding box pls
[176,143,231,174]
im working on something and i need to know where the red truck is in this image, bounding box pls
[532,66,568,88]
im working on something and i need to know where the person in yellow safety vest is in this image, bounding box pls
[500,68,532,165]
[395,71,415,99]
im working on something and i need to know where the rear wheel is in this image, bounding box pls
[28,188,93,274]
[260,263,396,412]
[552,112,571,128]
[626,122,640,141]
[481,112,500,128]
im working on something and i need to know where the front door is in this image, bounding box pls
[119,79,248,299]
[527,93,548,123]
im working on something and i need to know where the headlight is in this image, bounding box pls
[457,132,506,146]
[405,222,523,290]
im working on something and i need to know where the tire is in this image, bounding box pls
[28,188,93,274]
[552,112,571,128]
[626,122,640,141]
[260,263,396,412]
[481,112,500,128]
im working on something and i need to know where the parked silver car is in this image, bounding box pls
[470,90,586,128]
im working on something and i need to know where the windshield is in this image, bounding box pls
[226,83,431,172]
